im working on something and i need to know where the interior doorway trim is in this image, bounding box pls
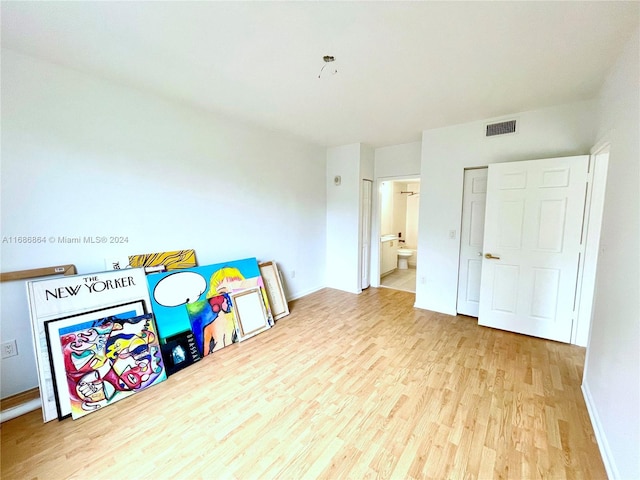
[370,174,421,289]
[572,142,610,345]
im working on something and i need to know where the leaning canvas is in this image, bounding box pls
[44,300,148,420]
[105,249,197,273]
[147,258,273,354]
[56,313,166,420]
[259,261,290,320]
[26,268,162,422]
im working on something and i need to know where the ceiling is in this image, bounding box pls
[1,1,638,148]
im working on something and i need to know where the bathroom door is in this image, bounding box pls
[360,180,373,290]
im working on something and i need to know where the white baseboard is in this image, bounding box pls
[582,382,617,479]
[0,397,41,423]
[288,285,325,302]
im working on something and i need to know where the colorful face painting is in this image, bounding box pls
[147,258,274,344]
[185,294,237,356]
[60,313,166,419]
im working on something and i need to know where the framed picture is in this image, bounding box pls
[230,287,271,341]
[45,301,147,420]
[160,330,201,376]
[27,268,154,422]
[48,310,166,420]
[259,261,289,320]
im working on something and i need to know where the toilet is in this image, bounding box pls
[397,249,414,269]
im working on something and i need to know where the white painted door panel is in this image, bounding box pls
[478,156,588,343]
[457,168,488,316]
[361,180,373,290]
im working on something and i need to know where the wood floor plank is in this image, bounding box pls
[0,287,607,479]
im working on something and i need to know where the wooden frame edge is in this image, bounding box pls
[230,287,271,341]
[258,260,290,320]
[1,265,77,282]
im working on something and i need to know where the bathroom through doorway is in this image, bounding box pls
[378,178,420,293]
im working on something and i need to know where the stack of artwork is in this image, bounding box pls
[26,268,166,421]
[26,251,289,423]
[147,257,274,355]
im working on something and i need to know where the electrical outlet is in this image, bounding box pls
[291,270,296,279]
[1,340,18,359]
[449,229,457,239]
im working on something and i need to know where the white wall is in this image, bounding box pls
[415,100,597,314]
[392,182,408,239]
[375,141,422,178]
[0,50,327,397]
[379,181,393,235]
[326,144,362,294]
[582,28,639,480]
[405,182,420,253]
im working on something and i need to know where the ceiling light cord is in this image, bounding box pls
[318,63,328,79]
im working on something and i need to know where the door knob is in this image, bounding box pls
[484,253,501,260]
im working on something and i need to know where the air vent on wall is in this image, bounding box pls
[486,119,517,137]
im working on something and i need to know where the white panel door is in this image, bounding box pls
[360,180,373,290]
[478,156,588,343]
[457,168,488,316]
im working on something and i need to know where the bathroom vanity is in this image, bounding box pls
[380,235,399,276]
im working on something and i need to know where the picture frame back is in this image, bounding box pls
[258,261,289,320]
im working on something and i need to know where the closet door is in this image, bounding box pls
[360,179,373,290]
[457,168,488,317]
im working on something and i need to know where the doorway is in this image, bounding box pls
[378,178,420,293]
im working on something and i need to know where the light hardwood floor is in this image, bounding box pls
[1,287,606,479]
